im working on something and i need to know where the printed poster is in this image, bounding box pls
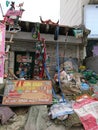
[2,80,52,105]
[0,23,5,83]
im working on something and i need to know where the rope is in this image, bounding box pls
[43,38,58,101]
[63,31,68,69]
[56,42,65,102]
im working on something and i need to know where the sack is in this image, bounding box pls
[73,96,98,130]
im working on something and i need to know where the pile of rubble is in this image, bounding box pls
[0,58,98,130]
[48,58,98,129]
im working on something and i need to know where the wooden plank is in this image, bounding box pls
[2,80,52,105]
[5,41,14,43]
[6,31,16,43]
[6,31,17,34]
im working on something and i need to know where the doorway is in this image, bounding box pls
[14,51,35,79]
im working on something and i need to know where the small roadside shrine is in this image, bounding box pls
[1,2,98,130]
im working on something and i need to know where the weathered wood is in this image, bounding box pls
[6,32,16,43]
[5,41,14,43]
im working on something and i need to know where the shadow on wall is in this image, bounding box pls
[85,56,98,73]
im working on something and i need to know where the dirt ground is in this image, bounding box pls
[46,124,84,130]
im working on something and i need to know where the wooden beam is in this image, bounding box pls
[5,40,14,43]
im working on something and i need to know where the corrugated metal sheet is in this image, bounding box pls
[60,0,90,26]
